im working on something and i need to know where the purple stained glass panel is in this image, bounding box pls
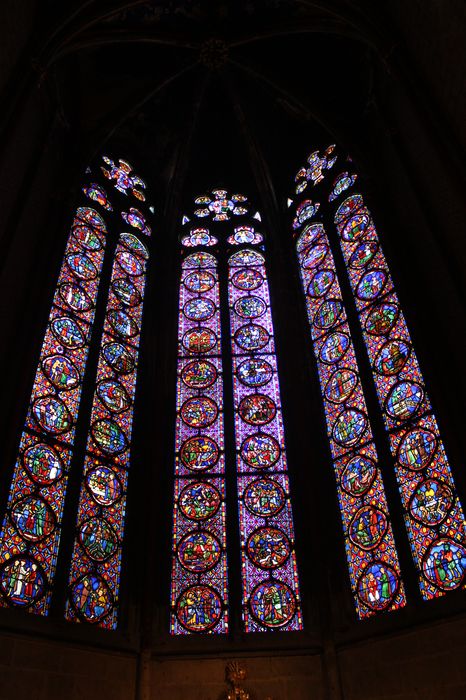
[228,248,303,632]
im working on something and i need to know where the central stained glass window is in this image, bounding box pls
[170,190,303,634]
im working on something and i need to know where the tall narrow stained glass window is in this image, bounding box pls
[228,248,303,631]
[0,206,108,613]
[334,194,466,599]
[289,145,466,610]
[171,189,302,634]
[294,220,405,617]
[65,157,151,628]
[171,250,228,635]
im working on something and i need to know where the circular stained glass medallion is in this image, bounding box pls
[341,455,377,497]
[23,443,63,485]
[349,505,388,551]
[365,303,399,336]
[234,295,266,319]
[342,214,370,242]
[108,309,139,338]
[319,331,350,364]
[102,342,135,374]
[86,465,122,506]
[244,477,285,517]
[97,379,131,413]
[409,478,453,526]
[79,517,119,562]
[422,538,466,590]
[246,527,291,570]
[397,428,437,471]
[73,225,102,251]
[249,580,296,628]
[177,530,221,572]
[385,381,424,422]
[238,394,276,426]
[32,396,72,435]
[176,584,222,633]
[112,278,142,307]
[233,227,255,244]
[179,481,221,521]
[51,316,85,349]
[237,358,273,388]
[182,328,217,354]
[356,269,387,301]
[42,355,80,391]
[183,298,215,321]
[181,360,217,389]
[357,562,399,611]
[307,269,334,298]
[333,408,367,447]
[234,324,269,352]
[117,250,143,276]
[301,243,328,269]
[183,270,216,293]
[66,253,98,280]
[232,268,263,291]
[325,368,358,404]
[241,433,280,470]
[10,495,55,542]
[59,283,92,313]
[120,232,149,259]
[374,339,411,376]
[0,556,46,607]
[181,397,218,428]
[91,419,127,454]
[180,436,219,471]
[349,241,378,269]
[296,223,323,252]
[70,574,113,622]
[313,299,343,330]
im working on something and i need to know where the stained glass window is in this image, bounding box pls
[171,189,302,634]
[0,207,108,613]
[228,247,303,631]
[290,144,466,611]
[171,251,228,634]
[65,230,149,628]
[101,156,146,201]
[334,194,466,599]
[294,221,405,617]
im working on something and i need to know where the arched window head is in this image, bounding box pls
[171,188,303,634]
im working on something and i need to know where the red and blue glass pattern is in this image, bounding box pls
[294,221,405,617]
[334,194,466,599]
[121,208,151,237]
[328,172,358,202]
[65,231,149,628]
[101,156,146,202]
[171,251,228,634]
[83,184,113,211]
[294,145,338,195]
[0,207,107,614]
[228,248,303,631]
